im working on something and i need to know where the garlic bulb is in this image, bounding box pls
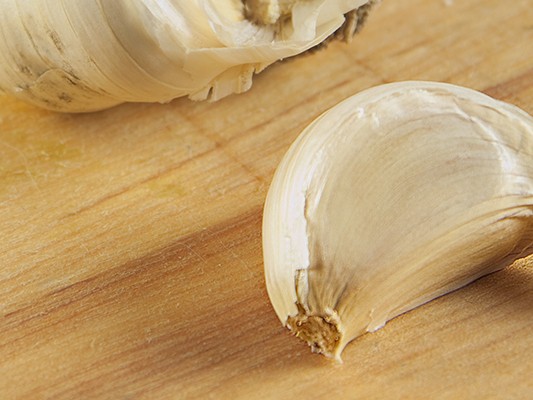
[262,81,533,359]
[0,0,372,112]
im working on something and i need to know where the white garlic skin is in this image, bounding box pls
[0,0,370,112]
[262,81,533,359]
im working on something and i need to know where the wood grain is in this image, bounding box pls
[1,1,532,399]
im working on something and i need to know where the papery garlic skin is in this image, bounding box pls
[0,0,370,112]
[262,81,533,359]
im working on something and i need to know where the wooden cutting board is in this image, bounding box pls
[1,1,532,399]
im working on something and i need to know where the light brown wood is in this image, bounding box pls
[1,1,532,399]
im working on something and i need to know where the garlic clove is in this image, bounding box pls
[0,0,372,112]
[262,81,533,359]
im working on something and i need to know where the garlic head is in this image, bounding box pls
[0,0,372,112]
[262,81,533,359]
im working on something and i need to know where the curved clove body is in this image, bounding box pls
[262,81,533,359]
